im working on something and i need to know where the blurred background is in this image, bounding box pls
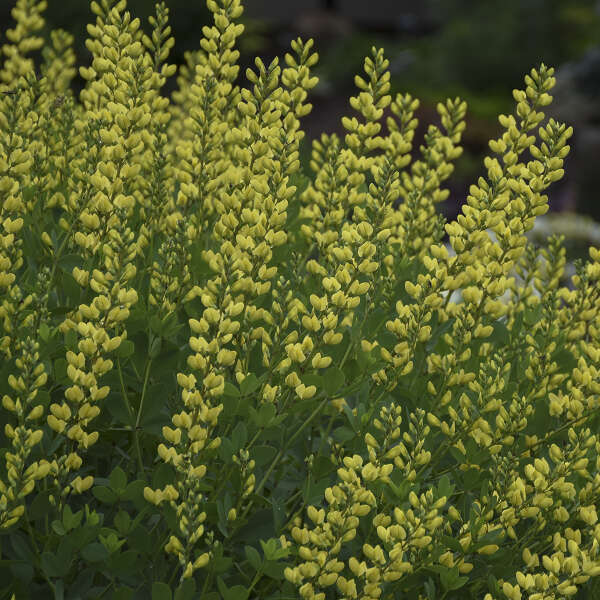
[1,0,600,261]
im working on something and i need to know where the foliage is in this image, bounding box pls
[0,1,599,600]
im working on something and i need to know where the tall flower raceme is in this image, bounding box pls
[393,97,466,261]
[48,0,161,509]
[0,269,52,531]
[0,0,46,343]
[167,0,244,155]
[148,0,246,324]
[167,0,244,229]
[291,49,396,400]
[0,0,46,92]
[141,0,249,582]
[0,1,53,532]
[39,29,76,102]
[142,27,321,583]
[379,66,568,401]
[299,47,392,271]
[136,1,177,243]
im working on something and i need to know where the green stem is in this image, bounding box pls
[236,395,331,524]
[200,569,213,597]
[245,565,265,597]
[298,242,316,273]
[24,512,56,595]
[136,357,153,431]
[117,358,147,482]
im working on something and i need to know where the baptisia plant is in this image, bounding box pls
[0,0,599,599]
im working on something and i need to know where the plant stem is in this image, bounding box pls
[236,395,330,524]
[117,358,147,482]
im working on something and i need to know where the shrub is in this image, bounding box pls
[0,1,599,599]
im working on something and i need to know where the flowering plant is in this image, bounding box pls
[1,1,599,599]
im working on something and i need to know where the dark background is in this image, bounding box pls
[2,0,600,227]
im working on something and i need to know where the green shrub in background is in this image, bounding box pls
[0,1,600,599]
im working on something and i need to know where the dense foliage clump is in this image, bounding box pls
[0,1,599,599]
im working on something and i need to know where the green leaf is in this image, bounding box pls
[488,321,511,346]
[231,421,247,451]
[62,504,83,531]
[303,477,330,505]
[65,329,77,349]
[108,550,141,578]
[223,382,240,397]
[60,271,81,306]
[58,253,82,271]
[114,510,131,535]
[488,573,502,596]
[11,534,35,564]
[152,462,176,489]
[82,542,109,563]
[152,582,172,600]
[216,578,248,600]
[448,575,469,591]
[41,551,71,577]
[270,497,287,534]
[29,490,54,521]
[245,545,262,571]
[252,445,277,467]
[10,561,33,583]
[424,577,436,600]
[112,586,134,600]
[437,474,454,499]
[448,444,466,464]
[254,402,276,427]
[240,373,260,395]
[551,347,577,373]
[138,392,171,434]
[115,339,135,358]
[149,336,162,358]
[174,579,196,600]
[301,373,323,390]
[342,402,359,432]
[53,358,68,384]
[312,455,334,480]
[219,437,235,463]
[189,243,212,278]
[262,560,286,580]
[92,485,118,505]
[51,520,66,536]
[440,535,463,553]
[232,509,274,546]
[321,367,345,396]
[109,466,128,493]
[39,322,50,341]
[259,538,278,560]
[332,426,356,443]
[212,555,233,574]
[123,480,146,509]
